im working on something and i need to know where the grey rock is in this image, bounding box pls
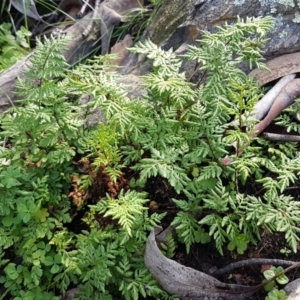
[58,288,78,300]
[120,0,300,77]
[284,278,300,300]
[2,0,300,112]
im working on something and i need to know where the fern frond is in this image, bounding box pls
[91,190,148,236]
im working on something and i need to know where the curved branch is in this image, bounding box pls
[262,132,300,142]
[212,258,297,277]
[254,78,300,136]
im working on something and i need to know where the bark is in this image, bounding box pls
[262,132,300,142]
[254,79,300,135]
[212,258,296,277]
[144,227,254,300]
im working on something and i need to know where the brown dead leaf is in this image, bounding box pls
[149,200,159,210]
[261,265,272,273]
[220,157,234,166]
[233,273,243,280]
[109,34,133,70]
[111,34,133,55]
[249,52,300,86]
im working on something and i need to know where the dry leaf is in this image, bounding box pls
[261,265,272,273]
[249,52,300,86]
[109,34,133,70]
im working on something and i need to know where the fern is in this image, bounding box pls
[132,148,190,193]
[3,14,300,300]
[199,214,227,255]
[0,35,171,299]
[172,211,210,253]
[91,190,149,236]
[160,232,177,259]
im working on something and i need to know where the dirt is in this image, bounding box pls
[68,171,300,299]
[177,235,300,299]
[144,176,300,300]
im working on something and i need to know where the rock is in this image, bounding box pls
[117,74,146,99]
[109,34,133,70]
[120,0,300,76]
[2,0,300,112]
[58,288,79,300]
[284,278,300,300]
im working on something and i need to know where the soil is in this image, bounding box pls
[144,176,300,300]
[68,167,300,299]
[179,234,300,299]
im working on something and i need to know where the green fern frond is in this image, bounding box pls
[160,232,177,258]
[91,190,148,236]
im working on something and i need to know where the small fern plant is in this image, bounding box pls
[125,16,300,255]
[70,16,300,257]
[2,14,300,300]
[83,16,300,256]
[0,36,173,300]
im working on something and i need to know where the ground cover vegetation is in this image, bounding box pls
[1,15,300,300]
[0,23,31,71]
[0,0,162,70]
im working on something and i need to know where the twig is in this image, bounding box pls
[254,78,300,135]
[262,132,300,142]
[211,258,297,277]
[252,74,296,120]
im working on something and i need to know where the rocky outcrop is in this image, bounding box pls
[1,0,300,109]
[120,0,300,77]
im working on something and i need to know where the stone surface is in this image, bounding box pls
[284,278,300,300]
[2,0,300,112]
[120,0,300,77]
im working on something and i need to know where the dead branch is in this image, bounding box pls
[253,73,296,120]
[231,74,296,127]
[262,132,300,142]
[144,227,255,299]
[254,79,300,136]
[211,258,296,277]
